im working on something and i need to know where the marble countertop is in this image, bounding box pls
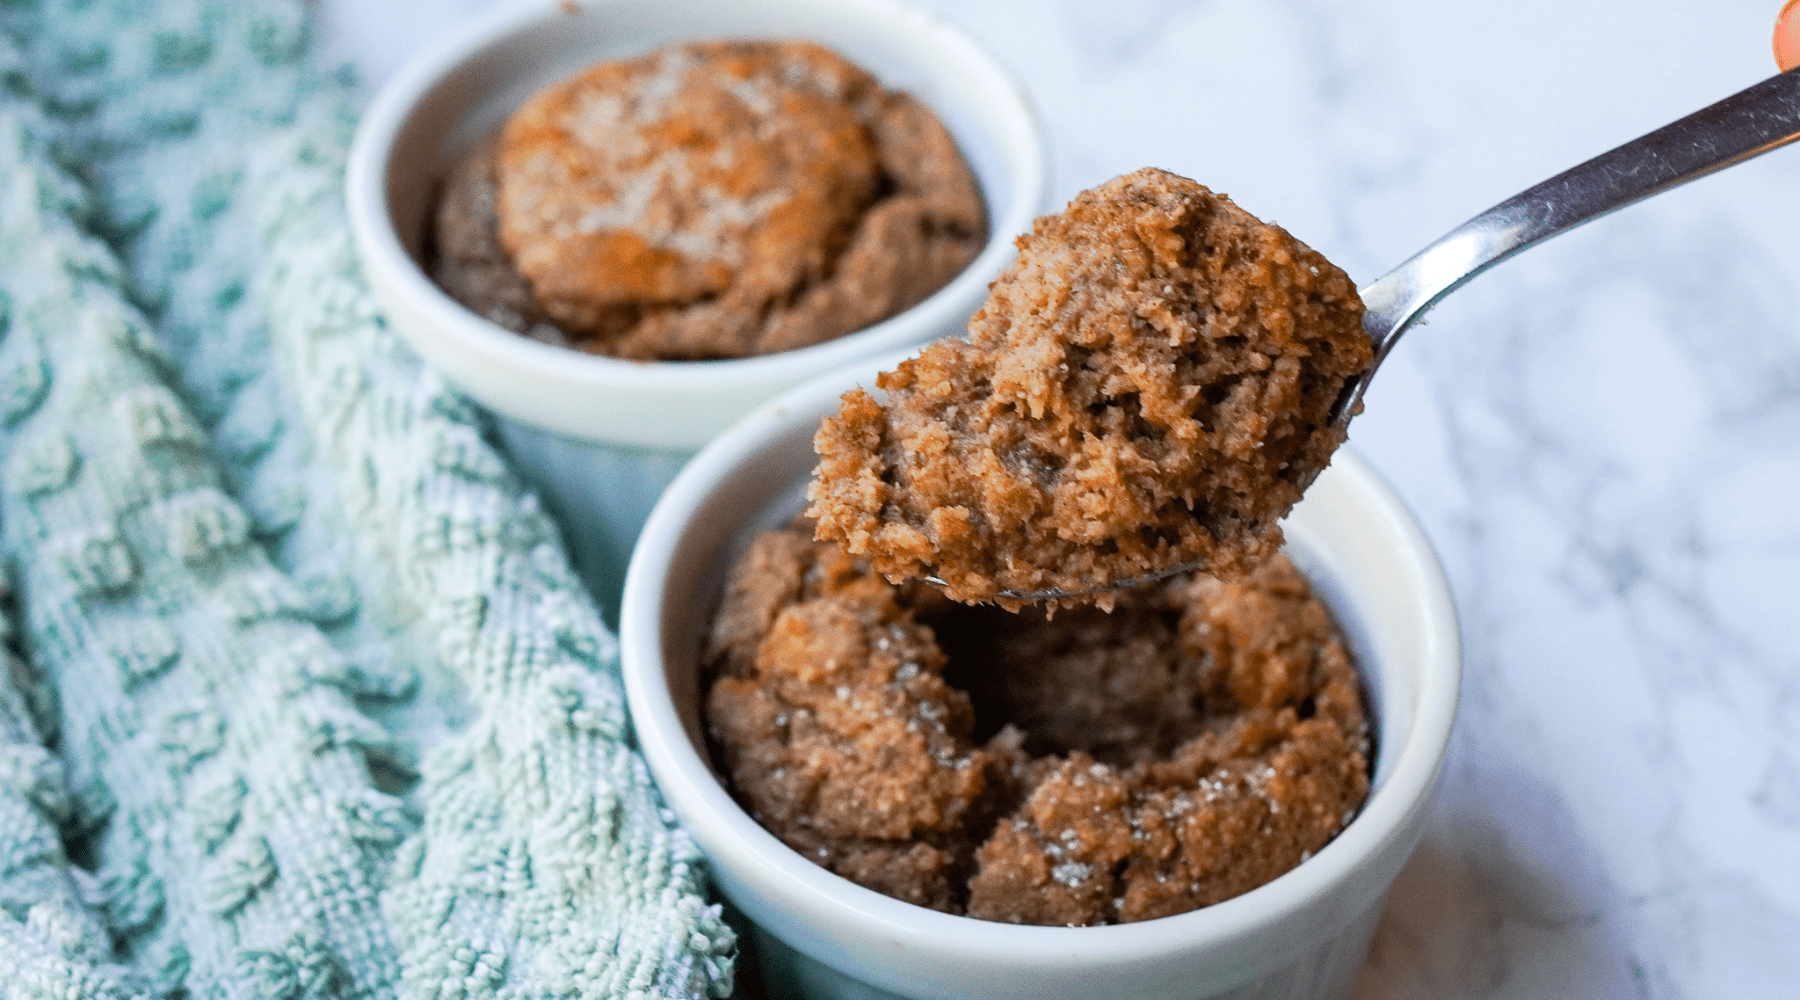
[319,1,1800,996]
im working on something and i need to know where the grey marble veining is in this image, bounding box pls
[321,1,1800,996]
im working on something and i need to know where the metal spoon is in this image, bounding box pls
[954,67,1800,603]
[1330,66,1800,428]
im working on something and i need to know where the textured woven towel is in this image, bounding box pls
[0,2,735,998]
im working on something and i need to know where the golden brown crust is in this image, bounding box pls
[704,524,1370,924]
[808,167,1371,605]
[435,41,987,360]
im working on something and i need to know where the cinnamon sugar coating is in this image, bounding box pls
[704,524,1019,911]
[433,41,987,360]
[704,523,1370,924]
[808,168,1372,605]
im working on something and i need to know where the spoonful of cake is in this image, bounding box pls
[807,69,1800,608]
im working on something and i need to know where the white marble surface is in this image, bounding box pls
[318,1,1800,996]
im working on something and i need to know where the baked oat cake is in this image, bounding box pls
[809,167,1372,605]
[434,40,988,360]
[703,523,1371,924]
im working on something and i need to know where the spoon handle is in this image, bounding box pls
[1341,68,1800,421]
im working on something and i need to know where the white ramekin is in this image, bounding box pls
[346,0,1045,617]
[619,349,1462,1000]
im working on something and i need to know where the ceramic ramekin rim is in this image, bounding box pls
[620,348,1462,982]
[345,0,1047,446]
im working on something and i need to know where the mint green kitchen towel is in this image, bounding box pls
[0,3,734,997]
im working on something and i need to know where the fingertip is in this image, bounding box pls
[1777,0,1800,71]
